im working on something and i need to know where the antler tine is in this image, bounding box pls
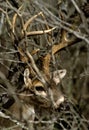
[43,30,78,78]
[25,50,46,86]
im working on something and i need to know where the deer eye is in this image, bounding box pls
[34,86,47,97]
[35,86,45,91]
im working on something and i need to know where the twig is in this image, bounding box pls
[0,13,4,35]
[70,0,89,34]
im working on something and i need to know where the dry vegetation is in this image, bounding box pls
[0,0,89,130]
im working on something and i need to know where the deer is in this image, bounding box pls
[0,27,78,129]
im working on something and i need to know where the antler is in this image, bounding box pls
[43,30,78,78]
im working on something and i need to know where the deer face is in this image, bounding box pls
[23,68,66,109]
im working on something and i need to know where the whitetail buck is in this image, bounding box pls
[0,28,77,130]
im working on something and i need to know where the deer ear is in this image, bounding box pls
[24,68,32,88]
[52,69,66,85]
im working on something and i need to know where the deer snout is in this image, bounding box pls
[48,88,65,109]
[54,95,65,109]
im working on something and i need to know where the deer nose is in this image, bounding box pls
[54,95,65,109]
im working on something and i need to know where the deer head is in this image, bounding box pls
[16,30,77,111]
[22,67,66,109]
